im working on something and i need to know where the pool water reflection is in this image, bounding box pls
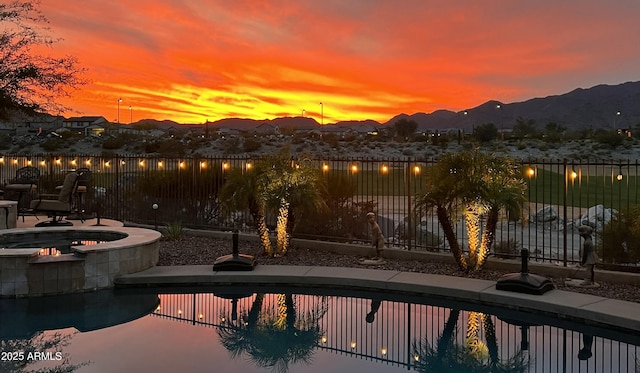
[1,288,638,373]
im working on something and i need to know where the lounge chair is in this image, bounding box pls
[29,171,81,227]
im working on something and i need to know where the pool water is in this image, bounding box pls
[1,289,638,373]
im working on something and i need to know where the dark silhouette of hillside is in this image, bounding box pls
[386,81,640,131]
[126,81,640,132]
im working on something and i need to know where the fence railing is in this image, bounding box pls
[1,153,638,268]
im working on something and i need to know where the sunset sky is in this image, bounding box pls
[38,0,640,125]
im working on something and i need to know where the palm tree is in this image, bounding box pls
[412,309,530,373]
[416,150,526,272]
[415,153,471,270]
[217,293,328,373]
[257,150,327,256]
[221,148,326,257]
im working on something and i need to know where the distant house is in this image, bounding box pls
[253,123,280,135]
[62,116,108,136]
[216,127,240,137]
[19,116,64,135]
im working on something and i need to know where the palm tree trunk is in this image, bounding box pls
[465,312,482,356]
[477,208,499,271]
[275,198,290,256]
[482,313,499,368]
[437,309,460,360]
[464,204,482,269]
[247,293,265,328]
[437,206,467,271]
[250,201,272,256]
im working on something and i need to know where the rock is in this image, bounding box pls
[532,205,558,222]
[577,204,618,232]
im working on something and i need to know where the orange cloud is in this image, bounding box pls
[35,0,640,124]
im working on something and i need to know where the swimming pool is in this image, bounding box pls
[1,287,638,373]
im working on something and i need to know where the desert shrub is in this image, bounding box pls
[322,134,339,148]
[41,138,66,151]
[243,138,262,152]
[163,221,184,240]
[598,206,640,264]
[0,134,11,149]
[102,134,129,149]
[148,139,186,155]
[295,172,373,240]
[593,131,625,148]
[222,137,241,154]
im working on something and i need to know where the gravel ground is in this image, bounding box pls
[158,235,640,304]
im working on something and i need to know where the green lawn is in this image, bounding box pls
[526,168,640,210]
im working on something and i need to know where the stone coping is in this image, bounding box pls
[0,226,161,256]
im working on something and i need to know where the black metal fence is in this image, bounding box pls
[1,153,639,267]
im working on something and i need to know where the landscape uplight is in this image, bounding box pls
[351,164,358,173]
[413,165,421,174]
[0,157,4,164]
[322,163,329,172]
[381,164,388,173]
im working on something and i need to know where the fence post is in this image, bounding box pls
[406,158,412,251]
[563,159,568,267]
[115,156,121,222]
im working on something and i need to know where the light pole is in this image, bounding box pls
[302,109,305,117]
[129,105,132,124]
[319,102,323,125]
[117,98,122,124]
[496,104,503,140]
[614,111,621,132]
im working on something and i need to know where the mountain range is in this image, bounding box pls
[144,81,640,132]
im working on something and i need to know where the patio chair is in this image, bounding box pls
[56,167,92,220]
[4,166,40,220]
[29,171,80,227]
